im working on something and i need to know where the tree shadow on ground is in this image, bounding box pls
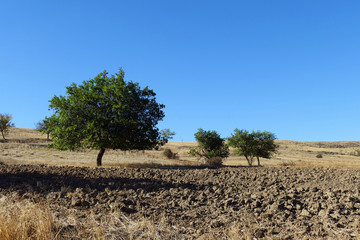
[0,164,199,196]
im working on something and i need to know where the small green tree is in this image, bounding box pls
[46,68,167,166]
[189,128,229,165]
[228,129,256,166]
[228,129,278,166]
[252,131,278,166]
[36,116,58,141]
[35,121,43,130]
[160,128,175,143]
[0,114,15,140]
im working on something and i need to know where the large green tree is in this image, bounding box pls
[228,129,278,166]
[46,69,166,166]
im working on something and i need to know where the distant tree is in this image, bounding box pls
[189,128,229,165]
[36,116,58,141]
[228,129,278,166]
[160,128,176,143]
[46,68,167,166]
[0,114,15,140]
[35,121,43,130]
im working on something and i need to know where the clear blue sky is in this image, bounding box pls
[1,1,360,142]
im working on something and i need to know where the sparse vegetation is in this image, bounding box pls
[44,68,167,166]
[4,127,360,169]
[163,148,178,159]
[189,128,229,165]
[0,114,15,140]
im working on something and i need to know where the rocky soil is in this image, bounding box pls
[1,163,360,239]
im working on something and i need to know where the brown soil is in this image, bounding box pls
[1,163,359,239]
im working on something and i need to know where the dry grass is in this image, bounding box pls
[0,193,247,240]
[0,194,56,240]
[2,127,360,170]
[0,128,197,167]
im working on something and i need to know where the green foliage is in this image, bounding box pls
[227,129,256,166]
[0,114,15,140]
[252,130,279,165]
[46,68,166,166]
[228,129,278,166]
[163,148,178,159]
[37,116,58,141]
[189,128,229,163]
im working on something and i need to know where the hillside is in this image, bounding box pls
[1,127,360,169]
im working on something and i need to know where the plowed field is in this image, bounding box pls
[1,163,359,239]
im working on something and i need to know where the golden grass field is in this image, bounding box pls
[1,127,360,169]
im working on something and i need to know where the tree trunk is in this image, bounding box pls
[0,131,5,140]
[97,148,106,166]
[257,156,261,166]
[245,155,253,166]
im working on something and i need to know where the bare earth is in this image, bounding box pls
[1,128,360,239]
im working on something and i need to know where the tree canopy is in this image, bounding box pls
[228,129,278,166]
[46,69,166,166]
[189,128,229,162]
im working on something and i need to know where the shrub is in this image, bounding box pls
[350,149,360,156]
[205,157,223,166]
[316,154,323,158]
[163,148,178,159]
[189,129,229,165]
